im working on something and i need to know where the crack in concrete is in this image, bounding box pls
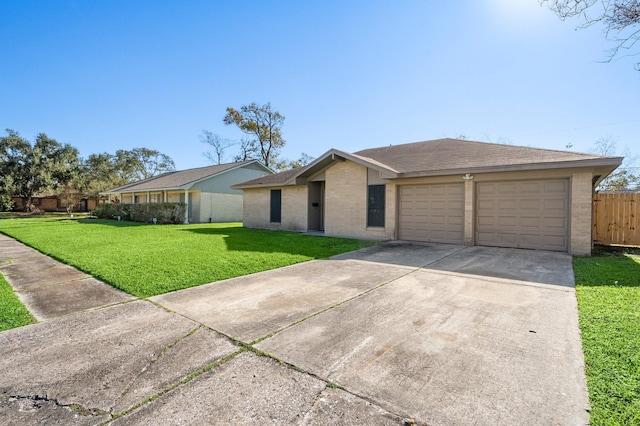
[106,348,247,425]
[110,324,203,412]
[2,392,109,417]
[299,384,327,424]
[244,346,413,425]
[148,299,253,348]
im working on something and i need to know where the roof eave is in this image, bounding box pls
[233,149,400,189]
[394,157,624,179]
[102,161,272,194]
[100,186,186,195]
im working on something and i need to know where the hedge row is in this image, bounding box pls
[92,202,187,224]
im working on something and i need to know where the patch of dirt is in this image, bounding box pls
[592,244,640,257]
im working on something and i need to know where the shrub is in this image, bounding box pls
[0,195,14,212]
[92,202,186,224]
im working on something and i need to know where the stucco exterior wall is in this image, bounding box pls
[570,172,593,256]
[191,164,271,195]
[199,192,243,223]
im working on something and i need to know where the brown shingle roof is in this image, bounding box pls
[105,161,258,192]
[354,138,611,175]
[232,167,304,187]
[233,139,622,188]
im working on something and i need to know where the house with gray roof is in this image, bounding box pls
[233,139,622,255]
[102,160,272,223]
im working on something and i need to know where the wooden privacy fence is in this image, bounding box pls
[592,192,640,246]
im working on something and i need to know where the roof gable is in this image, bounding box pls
[104,160,271,193]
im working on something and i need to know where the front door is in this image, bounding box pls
[307,181,325,231]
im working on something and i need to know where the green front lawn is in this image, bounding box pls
[0,274,36,331]
[573,248,640,425]
[0,218,372,298]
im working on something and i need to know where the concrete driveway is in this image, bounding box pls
[0,238,589,425]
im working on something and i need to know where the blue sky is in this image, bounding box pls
[1,0,638,170]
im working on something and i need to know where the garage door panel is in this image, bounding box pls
[448,199,464,209]
[544,198,567,210]
[521,182,542,192]
[520,217,540,227]
[477,216,495,226]
[399,183,464,244]
[495,182,518,193]
[497,200,517,210]
[520,199,540,209]
[476,179,569,252]
[497,216,517,226]
[545,180,568,192]
[477,200,495,210]
[545,217,567,228]
[520,234,542,245]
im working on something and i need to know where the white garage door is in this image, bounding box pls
[399,183,464,244]
[475,179,569,252]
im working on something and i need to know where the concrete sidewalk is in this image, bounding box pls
[0,235,589,425]
[0,234,134,321]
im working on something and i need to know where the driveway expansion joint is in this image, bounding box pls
[418,245,468,269]
[111,324,204,412]
[108,347,248,424]
[14,275,92,292]
[249,265,423,347]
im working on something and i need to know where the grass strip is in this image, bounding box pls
[573,250,640,425]
[0,218,372,297]
[0,274,36,331]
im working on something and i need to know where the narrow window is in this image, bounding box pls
[367,184,385,227]
[270,189,282,223]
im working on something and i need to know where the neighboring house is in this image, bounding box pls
[101,160,272,223]
[233,139,622,255]
[11,195,99,212]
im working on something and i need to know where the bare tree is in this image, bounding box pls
[592,135,640,190]
[232,138,259,162]
[543,0,640,69]
[200,130,232,165]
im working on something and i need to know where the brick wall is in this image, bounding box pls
[324,161,394,240]
[242,186,308,231]
[282,185,308,230]
[570,172,593,256]
[242,188,270,228]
